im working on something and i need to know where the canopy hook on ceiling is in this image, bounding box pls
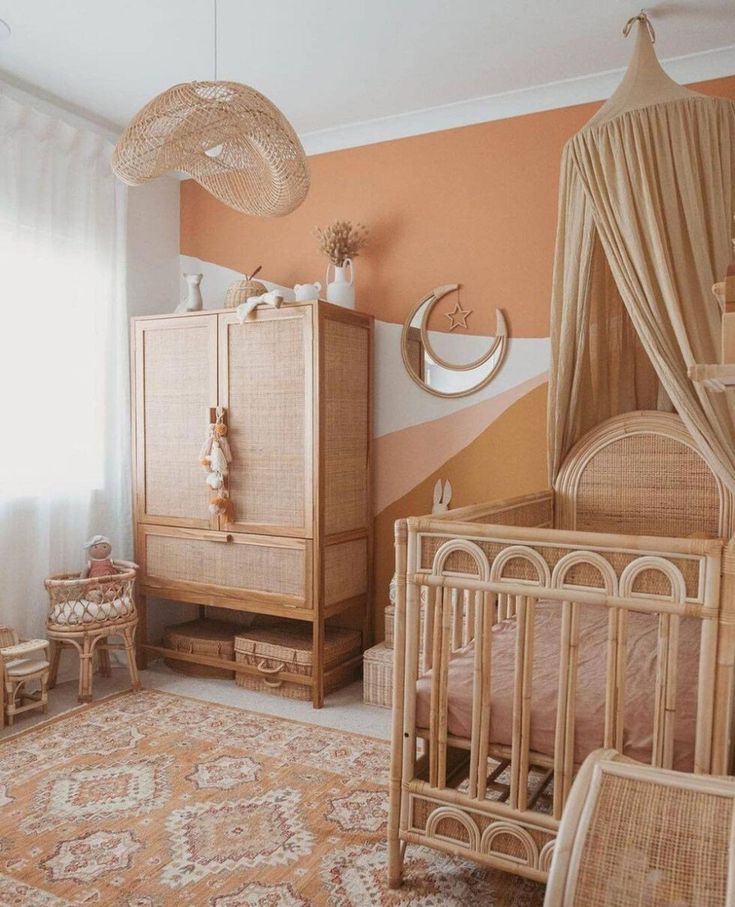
[623,9,656,43]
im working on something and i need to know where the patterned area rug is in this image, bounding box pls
[0,690,545,905]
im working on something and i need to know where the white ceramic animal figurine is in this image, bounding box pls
[432,479,452,513]
[294,281,321,302]
[176,273,204,313]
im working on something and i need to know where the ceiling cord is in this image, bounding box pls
[213,0,219,81]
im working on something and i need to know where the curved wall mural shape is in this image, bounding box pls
[179,74,735,637]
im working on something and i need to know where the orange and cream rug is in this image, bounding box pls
[0,689,544,905]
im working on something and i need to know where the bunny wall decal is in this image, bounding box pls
[432,479,453,513]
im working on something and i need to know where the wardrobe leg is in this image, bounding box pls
[136,594,148,670]
[312,617,325,709]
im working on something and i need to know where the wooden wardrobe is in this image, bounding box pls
[130,300,372,707]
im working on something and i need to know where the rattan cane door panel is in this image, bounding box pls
[321,314,371,536]
[134,316,217,528]
[219,308,313,537]
[140,526,312,613]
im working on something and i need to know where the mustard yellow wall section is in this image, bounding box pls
[371,382,547,638]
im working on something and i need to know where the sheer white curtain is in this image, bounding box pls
[0,93,130,637]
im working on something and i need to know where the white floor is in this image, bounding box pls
[0,659,393,741]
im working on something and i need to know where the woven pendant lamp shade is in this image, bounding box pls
[112,81,309,217]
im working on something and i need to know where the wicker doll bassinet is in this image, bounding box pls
[44,561,139,702]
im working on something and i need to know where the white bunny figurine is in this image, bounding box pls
[432,479,453,514]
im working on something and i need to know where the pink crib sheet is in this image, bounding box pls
[415,601,699,771]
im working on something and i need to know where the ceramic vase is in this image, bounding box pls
[325,258,355,308]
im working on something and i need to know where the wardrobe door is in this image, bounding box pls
[218,307,313,537]
[133,315,218,529]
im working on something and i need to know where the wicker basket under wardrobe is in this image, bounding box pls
[130,300,373,707]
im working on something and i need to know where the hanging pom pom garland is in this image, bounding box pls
[199,407,233,517]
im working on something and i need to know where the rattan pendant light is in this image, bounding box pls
[112,2,309,217]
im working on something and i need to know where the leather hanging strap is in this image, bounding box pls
[623,10,656,43]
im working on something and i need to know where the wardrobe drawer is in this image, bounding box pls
[138,526,312,612]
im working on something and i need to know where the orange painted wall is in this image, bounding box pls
[180,73,735,634]
[181,76,735,339]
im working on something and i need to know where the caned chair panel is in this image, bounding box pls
[324,538,368,607]
[138,318,215,524]
[143,529,308,602]
[322,317,370,536]
[545,749,735,906]
[555,412,732,539]
[220,311,309,533]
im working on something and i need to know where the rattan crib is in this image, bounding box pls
[45,561,140,702]
[388,411,735,887]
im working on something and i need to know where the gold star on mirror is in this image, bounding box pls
[445,300,473,331]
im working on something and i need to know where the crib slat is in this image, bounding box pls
[468,590,485,798]
[466,590,475,646]
[652,614,671,767]
[604,608,618,749]
[562,602,580,805]
[552,600,572,819]
[497,593,507,623]
[518,596,535,812]
[614,609,628,752]
[663,615,680,769]
[695,616,718,773]
[423,584,435,672]
[428,586,444,786]
[452,588,463,652]
[510,594,528,810]
[437,587,453,787]
[477,591,494,800]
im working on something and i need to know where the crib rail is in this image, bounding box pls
[388,511,733,886]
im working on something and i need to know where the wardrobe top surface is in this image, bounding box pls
[131,300,374,324]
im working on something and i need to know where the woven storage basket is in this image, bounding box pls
[164,619,237,679]
[225,278,267,309]
[235,621,361,700]
[363,642,394,708]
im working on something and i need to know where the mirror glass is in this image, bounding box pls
[402,286,508,399]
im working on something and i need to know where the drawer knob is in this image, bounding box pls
[226,534,234,543]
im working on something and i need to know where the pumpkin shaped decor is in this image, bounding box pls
[225,265,267,309]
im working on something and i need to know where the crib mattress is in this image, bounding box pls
[415,601,699,771]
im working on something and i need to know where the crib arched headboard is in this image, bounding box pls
[554,412,734,539]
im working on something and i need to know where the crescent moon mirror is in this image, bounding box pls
[401,284,508,398]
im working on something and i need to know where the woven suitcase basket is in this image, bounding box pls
[363,642,394,708]
[235,621,361,700]
[163,619,237,679]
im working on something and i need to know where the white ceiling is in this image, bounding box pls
[0,1,734,152]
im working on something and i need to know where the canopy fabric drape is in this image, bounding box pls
[548,21,735,492]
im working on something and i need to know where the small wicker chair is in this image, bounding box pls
[45,561,140,703]
[0,627,50,728]
[545,748,735,906]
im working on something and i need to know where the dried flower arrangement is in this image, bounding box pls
[314,220,369,267]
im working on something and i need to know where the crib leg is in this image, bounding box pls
[388,838,405,889]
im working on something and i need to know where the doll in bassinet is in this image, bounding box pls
[81,535,118,579]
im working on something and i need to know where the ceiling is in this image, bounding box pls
[0,0,733,151]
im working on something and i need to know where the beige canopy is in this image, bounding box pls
[548,16,735,492]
